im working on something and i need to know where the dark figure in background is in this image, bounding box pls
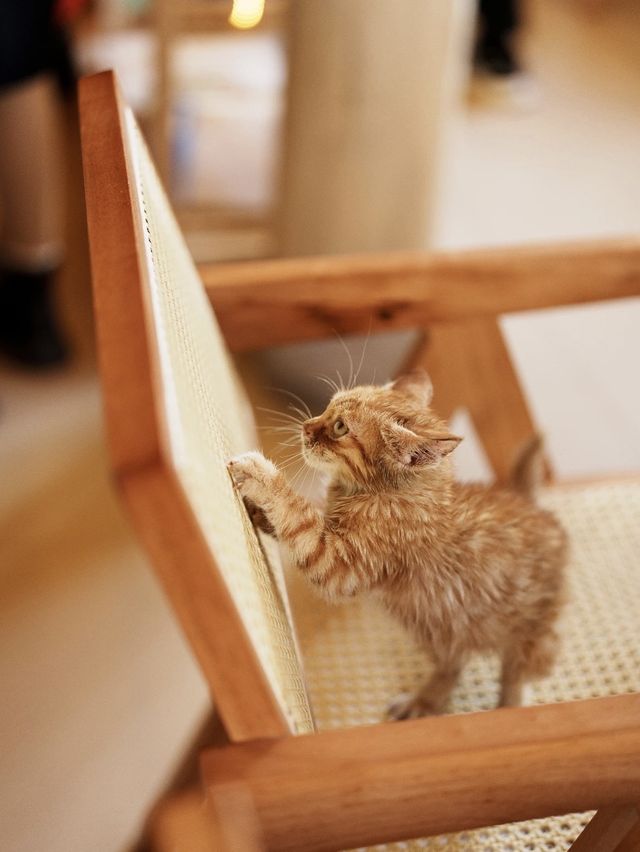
[476,0,522,77]
[0,1,77,369]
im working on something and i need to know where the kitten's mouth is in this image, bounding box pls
[301,438,331,469]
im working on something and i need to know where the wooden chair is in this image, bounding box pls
[79,70,640,851]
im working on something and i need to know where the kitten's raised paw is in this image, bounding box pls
[227,452,278,503]
[387,693,439,721]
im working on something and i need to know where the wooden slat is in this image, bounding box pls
[569,805,640,851]
[200,239,640,351]
[202,693,640,852]
[79,71,162,473]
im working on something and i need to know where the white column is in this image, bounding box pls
[267,0,473,405]
[279,0,473,255]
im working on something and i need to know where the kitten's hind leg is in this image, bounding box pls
[499,627,558,707]
[498,667,524,708]
[387,659,463,720]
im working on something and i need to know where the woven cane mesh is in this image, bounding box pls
[124,109,313,735]
[287,479,640,850]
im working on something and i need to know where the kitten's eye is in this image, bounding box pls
[333,418,349,437]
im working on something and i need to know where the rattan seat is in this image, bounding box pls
[289,480,640,850]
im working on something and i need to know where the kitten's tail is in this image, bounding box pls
[510,433,547,499]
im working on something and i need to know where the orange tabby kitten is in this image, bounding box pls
[228,371,567,716]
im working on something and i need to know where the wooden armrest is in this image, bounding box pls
[201,238,640,351]
[201,692,640,852]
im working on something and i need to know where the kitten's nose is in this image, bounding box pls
[303,421,322,442]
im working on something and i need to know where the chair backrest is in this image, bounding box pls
[79,70,314,742]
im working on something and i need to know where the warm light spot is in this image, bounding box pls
[229,0,265,29]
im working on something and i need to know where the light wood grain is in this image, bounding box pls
[79,70,291,743]
[200,239,640,351]
[79,72,162,474]
[202,693,640,852]
[570,804,640,851]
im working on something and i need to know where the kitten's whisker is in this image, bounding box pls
[316,374,341,395]
[287,402,311,423]
[277,442,303,454]
[289,467,304,491]
[309,466,320,496]
[264,423,302,434]
[258,424,300,435]
[257,410,304,424]
[353,318,372,387]
[256,406,305,426]
[279,458,306,474]
[289,457,310,491]
[265,386,313,419]
[279,448,304,461]
[333,330,355,390]
[277,453,303,467]
[277,452,301,463]
[301,463,315,496]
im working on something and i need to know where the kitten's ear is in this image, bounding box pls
[383,422,462,467]
[388,370,433,406]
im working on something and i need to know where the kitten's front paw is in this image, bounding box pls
[227,451,278,502]
[386,692,439,721]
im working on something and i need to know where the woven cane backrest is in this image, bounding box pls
[81,72,313,740]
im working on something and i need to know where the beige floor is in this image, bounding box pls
[441,0,640,481]
[1,2,639,851]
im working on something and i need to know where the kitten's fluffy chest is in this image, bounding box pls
[325,478,457,566]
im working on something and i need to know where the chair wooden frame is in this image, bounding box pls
[80,71,640,851]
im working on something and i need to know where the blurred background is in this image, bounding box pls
[1,1,639,850]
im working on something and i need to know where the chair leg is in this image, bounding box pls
[614,816,640,851]
[140,787,219,852]
[208,782,266,851]
[130,709,229,852]
[140,783,265,852]
[405,318,548,484]
[569,805,640,851]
